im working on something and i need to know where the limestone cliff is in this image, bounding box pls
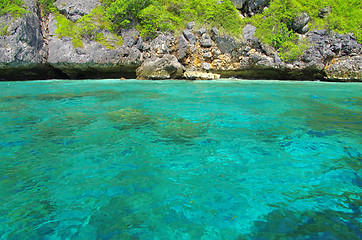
[0,0,361,81]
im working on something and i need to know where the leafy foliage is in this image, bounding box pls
[101,0,152,33]
[241,0,361,61]
[101,0,244,37]
[55,7,123,49]
[243,0,362,45]
[37,0,56,16]
[0,0,27,16]
[1,0,360,60]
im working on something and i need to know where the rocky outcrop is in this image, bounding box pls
[0,1,361,81]
[55,0,100,22]
[0,1,54,80]
[136,55,184,80]
[302,30,362,81]
[325,56,362,80]
[46,12,142,79]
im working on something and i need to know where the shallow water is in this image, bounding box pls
[0,79,361,240]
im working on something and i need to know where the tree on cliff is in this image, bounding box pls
[102,0,152,33]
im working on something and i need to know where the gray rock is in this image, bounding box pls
[0,12,45,64]
[213,49,221,57]
[274,53,282,66]
[300,24,309,34]
[211,27,218,39]
[202,62,211,71]
[289,13,310,34]
[318,6,331,18]
[215,35,242,58]
[203,52,212,59]
[243,24,257,41]
[120,47,143,66]
[136,54,184,79]
[183,29,196,45]
[198,28,207,36]
[121,28,140,48]
[0,6,52,80]
[48,37,124,65]
[304,30,362,63]
[325,56,362,80]
[249,53,263,64]
[260,43,275,56]
[55,0,100,22]
[232,0,247,9]
[177,34,188,60]
[135,37,143,50]
[200,34,213,48]
[302,48,323,63]
[143,42,151,51]
[241,0,271,16]
[48,14,58,36]
[151,33,172,55]
[187,22,195,30]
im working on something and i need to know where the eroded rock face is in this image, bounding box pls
[136,55,184,80]
[55,0,100,22]
[176,34,188,60]
[304,30,361,64]
[0,0,361,81]
[0,2,51,80]
[325,56,362,81]
[47,15,142,78]
[0,14,45,64]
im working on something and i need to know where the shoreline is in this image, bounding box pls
[2,78,361,84]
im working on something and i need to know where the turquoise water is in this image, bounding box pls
[0,79,361,240]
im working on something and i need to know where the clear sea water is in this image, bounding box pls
[0,79,361,240]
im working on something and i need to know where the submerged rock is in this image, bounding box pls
[108,108,152,130]
[155,116,206,142]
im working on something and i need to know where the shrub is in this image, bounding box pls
[0,0,27,16]
[101,0,244,38]
[55,7,123,49]
[37,0,56,16]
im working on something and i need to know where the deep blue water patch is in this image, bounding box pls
[0,79,361,239]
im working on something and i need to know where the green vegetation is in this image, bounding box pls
[55,6,123,48]
[0,23,8,35]
[38,0,57,16]
[1,0,360,59]
[0,0,27,16]
[101,0,244,37]
[242,0,362,61]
